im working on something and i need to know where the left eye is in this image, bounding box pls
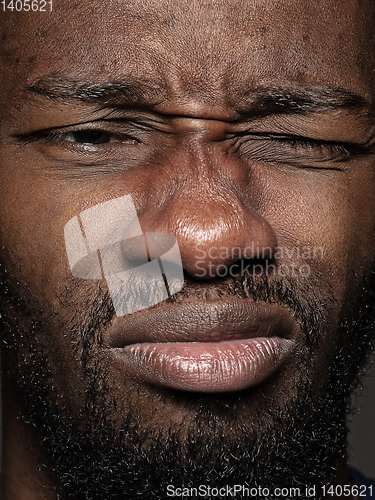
[236,135,352,165]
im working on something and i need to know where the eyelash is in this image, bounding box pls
[236,134,359,164]
[276,136,350,155]
[32,129,140,146]
[276,137,349,151]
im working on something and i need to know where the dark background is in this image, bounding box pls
[349,358,375,476]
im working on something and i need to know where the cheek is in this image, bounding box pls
[253,163,375,300]
[0,145,144,309]
[0,145,79,307]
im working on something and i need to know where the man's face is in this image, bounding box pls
[1,0,375,497]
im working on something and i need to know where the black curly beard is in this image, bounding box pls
[1,265,374,500]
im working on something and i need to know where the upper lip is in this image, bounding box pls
[104,298,298,348]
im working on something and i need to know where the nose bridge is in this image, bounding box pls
[171,119,236,187]
[173,117,228,144]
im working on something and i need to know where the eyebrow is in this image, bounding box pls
[26,74,371,118]
[231,85,371,118]
[27,75,167,107]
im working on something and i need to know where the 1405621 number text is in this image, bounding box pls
[1,0,52,11]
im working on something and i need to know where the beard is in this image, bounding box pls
[1,259,375,500]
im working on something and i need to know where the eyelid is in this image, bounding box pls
[18,119,147,146]
[15,120,153,168]
[46,130,138,145]
[272,135,368,159]
[236,132,352,148]
[234,133,362,167]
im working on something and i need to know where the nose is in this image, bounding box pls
[136,189,276,279]
[117,123,277,280]
[131,128,277,279]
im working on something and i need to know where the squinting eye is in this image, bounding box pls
[64,130,115,144]
[237,135,353,165]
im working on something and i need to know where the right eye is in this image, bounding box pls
[50,129,139,146]
[63,130,114,144]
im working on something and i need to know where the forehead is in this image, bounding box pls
[1,0,375,108]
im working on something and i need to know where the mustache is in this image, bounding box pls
[60,259,331,357]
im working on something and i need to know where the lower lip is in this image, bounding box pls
[111,337,293,393]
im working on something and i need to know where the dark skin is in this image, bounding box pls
[1,0,375,498]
